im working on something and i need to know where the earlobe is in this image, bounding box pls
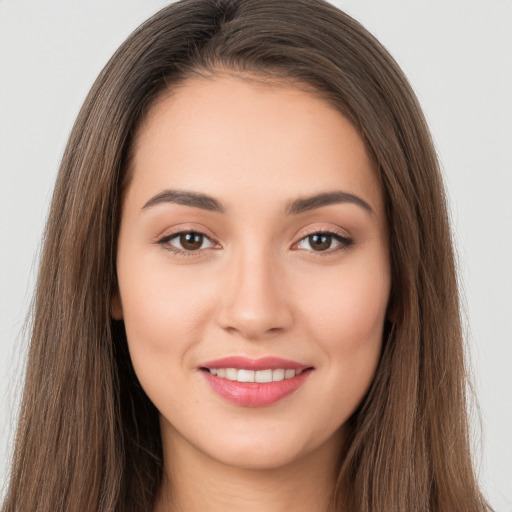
[110,292,123,320]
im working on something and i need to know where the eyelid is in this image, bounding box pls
[154,223,217,242]
[293,224,352,244]
[294,224,350,240]
[155,225,221,256]
[291,225,354,254]
[154,224,353,256]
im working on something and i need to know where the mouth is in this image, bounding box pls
[199,356,314,407]
[201,367,306,383]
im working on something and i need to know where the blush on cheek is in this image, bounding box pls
[121,272,201,338]
[307,285,388,351]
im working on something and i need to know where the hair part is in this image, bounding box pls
[3,1,491,511]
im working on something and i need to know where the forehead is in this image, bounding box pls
[127,74,383,215]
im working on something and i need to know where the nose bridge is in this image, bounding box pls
[217,240,293,339]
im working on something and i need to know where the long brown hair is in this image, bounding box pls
[2,1,491,510]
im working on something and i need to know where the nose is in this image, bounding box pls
[216,246,294,340]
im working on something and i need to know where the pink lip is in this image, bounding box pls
[199,356,313,408]
[200,356,310,371]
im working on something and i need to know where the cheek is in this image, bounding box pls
[298,260,389,351]
[294,255,389,406]
[116,253,218,372]
[116,261,223,418]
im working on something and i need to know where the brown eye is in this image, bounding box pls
[179,232,204,250]
[159,231,215,253]
[295,231,353,253]
[308,234,332,251]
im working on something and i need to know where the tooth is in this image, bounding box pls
[237,369,255,382]
[255,369,273,383]
[272,369,285,381]
[212,368,302,382]
[225,368,237,381]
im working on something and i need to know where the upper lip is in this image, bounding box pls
[200,356,312,371]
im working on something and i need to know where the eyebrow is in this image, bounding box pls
[142,190,226,213]
[285,191,374,215]
[141,189,373,215]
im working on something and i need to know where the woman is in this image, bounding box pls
[1,0,492,510]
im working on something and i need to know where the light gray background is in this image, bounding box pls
[1,1,511,509]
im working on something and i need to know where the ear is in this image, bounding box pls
[110,291,124,320]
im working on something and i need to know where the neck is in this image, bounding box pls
[154,425,343,512]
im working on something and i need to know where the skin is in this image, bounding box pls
[112,73,391,512]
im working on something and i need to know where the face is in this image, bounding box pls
[113,74,391,471]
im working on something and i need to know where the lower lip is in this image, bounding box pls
[202,369,312,407]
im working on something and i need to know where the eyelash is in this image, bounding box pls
[156,229,353,257]
[156,230,218,257]
[294,230,353,256]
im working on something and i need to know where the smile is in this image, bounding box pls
[207,368,303,383]
[200,356,313,407]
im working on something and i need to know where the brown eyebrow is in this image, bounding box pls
[142,190,226,213]
[285,191,374,215]
[141,189,373,216]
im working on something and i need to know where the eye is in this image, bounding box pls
[295,232,353,253]
[158,231,216,253]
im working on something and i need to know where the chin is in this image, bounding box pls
[193,418,344,472]
[206,437,309,470]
